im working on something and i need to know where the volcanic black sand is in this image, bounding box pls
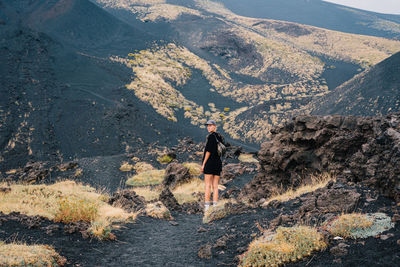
[1,166,399,267]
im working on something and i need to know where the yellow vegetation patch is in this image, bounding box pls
[262,173,335,207]
[172,178,204,204]
[0,242,66,267]
[133,162,154,173]
[182,162,202,177]
[0,181,136,240]
[119,162,134,172]
[157,154,174,164]
[126,169,165,187]
[238,153,258,163]
[97,1,202,22]
[327,213,374,238]
[132,187,160,201]
[239,226,327,266]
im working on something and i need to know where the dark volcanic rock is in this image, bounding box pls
[159,187,181,212]
[18,161,51,184]
[108,189,146,212]
[221,163,244,184]
[330,243,349,257]
[241,113,400,203]
[163,162,191,189]
[198,243,212,259]
[0,187,11,194]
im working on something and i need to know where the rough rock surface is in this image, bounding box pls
[159,187,181,211]
[108,189,146,212]
[163,163,191,189]
[241,113,400,203]
[269,183,361,227]
[221,163,245,184]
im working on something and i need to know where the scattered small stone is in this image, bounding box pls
[197,227,207,233]
[333,236,344,240]
[218,250,225,255]
[198,244,212,259]
[0,187,11,193]
[333,258,342,264]
[330,244,348,256]
[392,214,400,222]
[236,246,247,253]
[366,198,376,202]
[380,233,394,240]
[42,224,60,235]
[169,221,178,226]
[397,239,400,246]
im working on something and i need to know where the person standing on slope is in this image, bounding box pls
[201,120,226,212]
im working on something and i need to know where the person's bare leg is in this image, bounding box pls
[204,174,213,210]
[212,175,220,204]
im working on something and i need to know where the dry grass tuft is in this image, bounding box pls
[262,173,335,207]
[120,162,135,172]
[157,154,174,164]
[54,195,98,224]
[327,213,374,238]
[126,169,165,187]
[133,162,154,173]
[131,187,160,201]
[239,226,327,266]
[182,162,202,177]
[172,178,204,204]
[0,242,66,266]
[145,201,172,220]
[238,153,258,163]
[0,180,136,240]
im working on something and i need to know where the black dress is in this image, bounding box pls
[202,132,223,176]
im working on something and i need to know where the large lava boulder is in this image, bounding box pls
[241,113,400,203]
[162,162,191,189]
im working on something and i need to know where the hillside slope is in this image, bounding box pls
[94,0,400,143]
[218,0,400,39]
[0,0,201,170]
[309,52,400,116]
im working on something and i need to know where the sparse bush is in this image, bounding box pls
[89,218,115,241]
[326,212,394,239]
[157,154,174,164]
[126,169,165,186]
[54,196,98,223]
[239,226,327,267]
[0,242,66,266]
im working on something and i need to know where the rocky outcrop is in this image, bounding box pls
[241,113,400,203]
[108,190,146,212]
[269,183,362,227]
[162,163,191,189]
[159,188,181,211]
